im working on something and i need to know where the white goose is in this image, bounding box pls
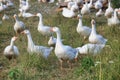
[76,14,91,39]
[36,13,53,36]
[89,19,107,44]
[62,6,76,18]
[66,1,79,11]
[104,0,113,18]
[94,0,103,10]
[76,43,105,55]
[6,0,14,7]
[4,36,19,60]
[13,14,25,35]
[51,27,78,69]
[18,9,34,18]
[19,0,30,12]
[96,9,104,17]
[0,2,4,12]
[2,14,9,20]
[81,0,90,15]
[22,30,53,58]
[107,9,120,26]
[0,2,7,12]
[112,9,120,25]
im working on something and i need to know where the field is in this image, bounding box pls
[0,0,120,80]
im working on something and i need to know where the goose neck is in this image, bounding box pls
[15,16,19,22]
[56,30,62,45]
[38,15,43,26]
[26,33,35,47]
[10,40,14,47]
[108,1,111,8]
[78,18,83,27]
[114,10,117,18]
[91,24,96,34]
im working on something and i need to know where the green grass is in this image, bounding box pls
[0,1,120,80]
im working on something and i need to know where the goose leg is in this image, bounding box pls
[12,56,16,66]
[74,57,78,62]
[67,60,72,69]
[59,59,63,70]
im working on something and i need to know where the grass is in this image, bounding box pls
[0,0,120,80]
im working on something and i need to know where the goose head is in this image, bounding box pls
[51,27,59,33]
[11,36,18,42]
[21,29,30,35]
[115,8,119,12]
[114,8,119,17]
[13,14,17,18]
[13,14,18,19]
[77,14,82,19]
[36,13,42,17]
[91,19,96,25]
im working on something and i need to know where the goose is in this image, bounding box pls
[19,0,30,12]
[51,27,78,69]
[67,1,79,12]
[62,6,76,18]
[81,0,90,15]
[76,14,91,40]
[0,2,4,12]
[4,36,19,60]
[94,0,103,10]
[21,29,53,58]
[112,9,120,25]
[107,9,120,26]
[6,0,14,7]
[71,1,79,12]
[89,19,107,44]
[35,13,53,36]
[76,43,105,55]
[2,14,9,20]
[0,2,7,12]
[96,9,104,17]
[104,0,113,18]
[13,14,26,35]
[18,9,35,18]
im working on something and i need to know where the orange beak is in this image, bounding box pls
[14,36,18,40]
[77,16,80,19]
[117,10,120,12]
[50,27,53,32]
[21,31,25,34]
